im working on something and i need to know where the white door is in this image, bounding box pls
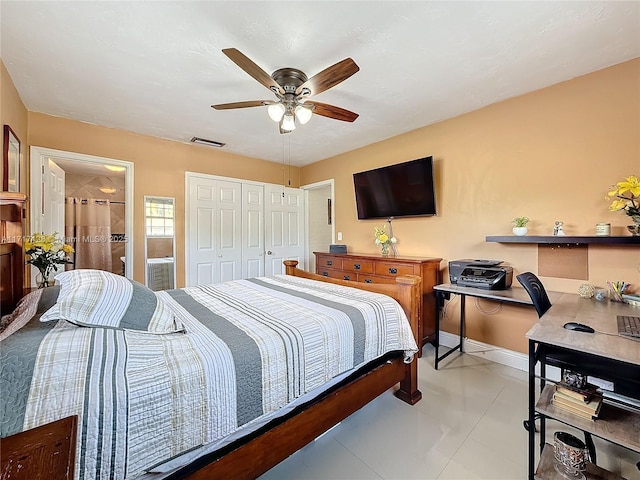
[32,159,66,284]
[46,159,66,241]
[217,180,243,282]
[186,174,242,286]
[264,184,305,276]
[242,183,264,278]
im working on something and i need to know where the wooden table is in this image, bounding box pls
[526,294,640,479]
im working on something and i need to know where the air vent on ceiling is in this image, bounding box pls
[190,136,225,148]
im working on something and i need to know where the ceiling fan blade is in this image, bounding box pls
[211,100,270,110]
[222,48,284,95]
[296,58,359,96]
[308,102,359,122]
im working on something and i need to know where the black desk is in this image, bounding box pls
[433,283,534,370]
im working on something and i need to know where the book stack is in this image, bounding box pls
[552,383,603,420]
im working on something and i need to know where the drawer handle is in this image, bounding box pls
[344,275,350,281]
[389,268,398,274]
[364,279,372,283]
[322,272,329,277]
[327,260,332,266]
[354,264,361,270]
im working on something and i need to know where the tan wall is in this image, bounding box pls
[25,113,300,286]
[307,185,333,272]
[300,59,640,354]
[1,62,28,195]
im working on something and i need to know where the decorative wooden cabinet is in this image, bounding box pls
[1,192,27,313]
[314,252,442,352]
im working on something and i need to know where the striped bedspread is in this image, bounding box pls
[0,275,418,479]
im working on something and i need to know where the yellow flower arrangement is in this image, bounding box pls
[607,175,640,222]
[24,232,74,287]
[374,225,397,255]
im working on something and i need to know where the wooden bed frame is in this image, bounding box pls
[0,259,423,480]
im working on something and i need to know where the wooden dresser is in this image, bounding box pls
[1,192,27,313]
[314,252,442,352]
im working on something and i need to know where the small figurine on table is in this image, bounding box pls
[553,221,565,236]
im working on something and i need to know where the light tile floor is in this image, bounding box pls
[260,345,640,479]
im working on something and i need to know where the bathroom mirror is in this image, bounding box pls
[144,196,176,291]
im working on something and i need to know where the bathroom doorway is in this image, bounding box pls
[29,146,133,283]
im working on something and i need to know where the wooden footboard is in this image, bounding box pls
[284,259,422,405]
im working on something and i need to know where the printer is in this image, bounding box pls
[449,259,513,290]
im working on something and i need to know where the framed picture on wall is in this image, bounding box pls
[3,125,20,192]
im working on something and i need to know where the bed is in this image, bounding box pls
[0,260,423,479]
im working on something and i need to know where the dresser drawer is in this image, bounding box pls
[316,267,345,280]
[342,259,374,274]
[358,274,397,285]
[375,262,415,277]
[316,255,343,269]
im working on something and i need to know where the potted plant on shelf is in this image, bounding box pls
[607,175,640,236]
[512,217,530,236]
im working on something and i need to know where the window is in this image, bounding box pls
[145,197,174,237]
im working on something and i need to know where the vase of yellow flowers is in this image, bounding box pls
[24,232,74,288]
[607,175,640,235]
[374,225,397,256]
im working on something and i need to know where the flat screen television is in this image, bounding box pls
[353,156,436,220]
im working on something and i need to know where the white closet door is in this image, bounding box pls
[242,183,264,278]
[216,180,243,282]
[186,175,242,286]
[187,176,216,286]
[264,184,305,276]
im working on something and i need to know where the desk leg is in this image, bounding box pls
[434,293,465,368]
[528,339,536,480]
[459,294,465,353]
[435,292,441,370]
[539,346,546,457]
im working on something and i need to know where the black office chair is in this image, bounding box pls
[516,272,552,318]
[517,272,597,463]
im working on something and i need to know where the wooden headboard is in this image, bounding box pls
[0,192,27,314]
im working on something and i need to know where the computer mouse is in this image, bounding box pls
[563,322,595,333]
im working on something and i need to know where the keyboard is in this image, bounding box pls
[617,315,640,341]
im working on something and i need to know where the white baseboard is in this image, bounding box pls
[438,331,559,380]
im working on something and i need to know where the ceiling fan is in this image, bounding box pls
[212,48,359,134]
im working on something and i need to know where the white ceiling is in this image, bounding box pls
[1,1,639,167]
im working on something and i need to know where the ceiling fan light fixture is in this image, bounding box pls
[295,105,313,125]
[281,113,296,131]
[268,102,286,122]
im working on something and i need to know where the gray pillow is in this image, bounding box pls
[40,269,183,333]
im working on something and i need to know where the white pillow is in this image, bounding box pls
[40,269,183,334]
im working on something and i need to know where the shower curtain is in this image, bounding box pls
[65,197,113,271]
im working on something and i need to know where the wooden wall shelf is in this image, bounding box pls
[485,235,640,245]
